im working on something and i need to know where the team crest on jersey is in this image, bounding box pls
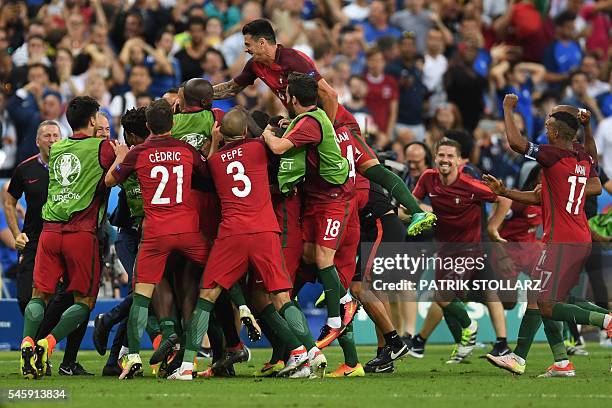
[180,133,204,148]
[54,153,81,186]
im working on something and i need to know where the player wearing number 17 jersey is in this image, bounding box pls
[485,94,611,377]
[104,99,212,379]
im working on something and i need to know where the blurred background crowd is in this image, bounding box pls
[0,0,610,298]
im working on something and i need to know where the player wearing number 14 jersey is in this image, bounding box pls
[104,99,212,379]
[485,94,611,377]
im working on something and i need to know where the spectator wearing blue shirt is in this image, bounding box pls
[6,63,52,162]
[358,0,402,46]
[542,11,583,85]
[145,31,181,98]
[490,61,546,139]
[477,114,526,189]
[385,33,428,143]
[335,28,367,76]
[561,71,605,130]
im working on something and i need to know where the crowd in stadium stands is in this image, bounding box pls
[0,0,609,295]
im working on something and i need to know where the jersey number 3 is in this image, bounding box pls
[566,175,586,215]
[151,165,183,205]
[227,161,252,198]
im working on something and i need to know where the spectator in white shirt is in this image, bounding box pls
[423,28,448,116]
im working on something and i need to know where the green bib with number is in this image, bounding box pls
[171,109,215,150]
[277,108,349,194]
[43,137,105,223]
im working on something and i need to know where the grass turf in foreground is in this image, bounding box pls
[0,344,610,408]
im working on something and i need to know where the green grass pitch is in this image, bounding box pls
[0,344,610,408]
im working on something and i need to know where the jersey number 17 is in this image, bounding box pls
[566,175,586,215]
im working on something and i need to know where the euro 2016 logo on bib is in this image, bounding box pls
[180,133,204,149]
[54,153,81,186]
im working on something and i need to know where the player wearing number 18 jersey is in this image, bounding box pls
[105,99,212,379]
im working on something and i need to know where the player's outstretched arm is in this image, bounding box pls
[483,174,541,205]
[212,80,247,100]
[502,93,528,154]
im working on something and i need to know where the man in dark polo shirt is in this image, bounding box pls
[5,120,59,314]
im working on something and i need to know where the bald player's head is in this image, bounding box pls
[220,108,248,141]
[181,78,213,109]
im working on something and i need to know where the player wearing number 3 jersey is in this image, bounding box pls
[104,99,211,379]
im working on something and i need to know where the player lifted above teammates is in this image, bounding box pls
[213,18,435,237]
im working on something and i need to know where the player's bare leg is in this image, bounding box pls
[485,292,511,356]
[21,288,53,379]
[409,302,443,358]
[352,282,409,371]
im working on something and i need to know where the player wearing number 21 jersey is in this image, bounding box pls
[105,99,214,379]
[108,102,212,287]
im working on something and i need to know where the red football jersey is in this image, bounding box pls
[364,74,399,132]
[413,169,497,242]
[500,201,542,242]
[207,138,280,238]
[233,45,356,129]
[285,115,354,202]
[525,142,596,243]
[112,135,206,239]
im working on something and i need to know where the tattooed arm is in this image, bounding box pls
[213,80,247,100]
